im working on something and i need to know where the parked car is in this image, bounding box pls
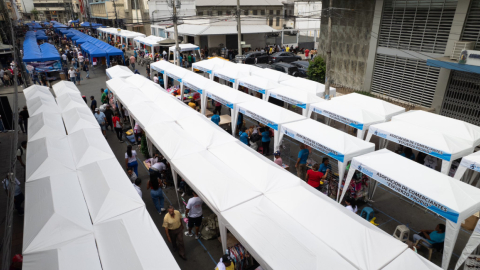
[253,63,272,69]
[239,52,269,64]
[270,62,299,77]
[291,60,310,77]
[269,52,302,63]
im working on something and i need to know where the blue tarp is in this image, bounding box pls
[35,30,49,40]
[23,31,61,62]
[80,22,103,28]
[39,43,61,61]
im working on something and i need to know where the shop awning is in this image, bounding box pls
[170,24,278,36]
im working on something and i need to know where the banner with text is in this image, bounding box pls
[270,93,307,109]
[370,126,452,161]
[192,65,212,74]
[214,73,236,83]
[183,81,203,94]
[239,107,278,130]
[166,72,182,83]
[460,158,480,173]
[282,126,345,162]
[312,107,364,130]
[238,81,266,94]
[206,92,234,109]
[352,160,459,223]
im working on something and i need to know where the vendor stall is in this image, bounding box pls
[214,64,260,89]
[308,93,405,138]
[106,65,134,79]
[281,77,336,98]
[341,149,480,270]
[192,57,234,79]
[169,43,201,66]
[279,118,375,200]
[267,86,323,116]
[134,35,165,54]
[237,75,281,99]
[181,72,217,114]
[151,60,177,88]
[233,99,306,156]
[453,151,480,185]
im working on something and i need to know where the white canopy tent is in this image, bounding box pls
[26,136,76,182]
[267,86,324,116]
[202,83,256,135]
[23,234,102,270]
[94,208,180,270]
[106,78,150,106]
[176,114,237,148]
[52,81,80,97]
[106,65,134,79]
[455,220,480,270]
[454,151,480,185]
[308,93,405,139]
[124,74,165,100]
[56,92,87,113]
[169,43,201,65]
[234,99,306,154]
[366,120,473,174]
[76,158,145,224]
[278,118,375,200]
[237,75,281,99]
[182,72,217,114]
[214,64,260,89]
[68,128,115,168]
[255,67,293,83]
[152,91,198,121]
[26,95,60,116]
[27,112,66,142]
[62,107,100,134]
[23,172,93,254]
[134,35,164,54]
[164,64,192,98]
[23,85,52,101]
[128,101,175,129]
[280,77,336,98]
[192,57,234,79]
[151,60,177,87]
[341,149,480,270]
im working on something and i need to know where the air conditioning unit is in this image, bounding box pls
[451,41,475,60]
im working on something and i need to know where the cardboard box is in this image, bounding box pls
[462,212,479,231]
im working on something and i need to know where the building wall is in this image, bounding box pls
[243,33,267,49]
[208,35,226,48]
[196,6,284,30]
[318,0,376,91]
[294,1,321,36]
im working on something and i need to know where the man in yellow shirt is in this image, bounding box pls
[215,254,234,270]
[286,45,290,52]
[163,206,186,260]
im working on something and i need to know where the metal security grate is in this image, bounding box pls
[379,0,458,54]
[440,71,480,126]
[371,54,440,107]
[461,0,480,50]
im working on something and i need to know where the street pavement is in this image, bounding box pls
[0,62,473,269]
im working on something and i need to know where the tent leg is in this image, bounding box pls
[170,166,183,213]
[443,220,461,270]
[336,162,345,202]
[219,221,228,253]
[454,165,468,181]
[454,219,480,270]
[339,164,356,203]
[441,160,452,175]
[180,83,185,101]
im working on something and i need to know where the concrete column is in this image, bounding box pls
[362,0,384,92]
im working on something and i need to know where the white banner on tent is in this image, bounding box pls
[214,72,235,83]
[238,81,266,94]
[239,108,278,130]
[281,126,345,162]
[193,65,212,74]
[166,72,182,83]
[183,81,203,94]
[206,93,233,109]
[461,159,480,173]
[370,126,452,161]
[312,107,364,130]
[269,93,306,109]
[352,159,459,223]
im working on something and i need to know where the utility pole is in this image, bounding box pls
[172,0,180,66]
[323,0,332,100]
[236,0,242,58]
[112,0,118,28]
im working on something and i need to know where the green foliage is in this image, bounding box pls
[31,9,39,20]
[307,56,326,84]
[140,134,149,158]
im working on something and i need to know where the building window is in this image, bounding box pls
[253,10,257,15]
[276,10,280,15]
[269,10,273,15]
[218,11,222,16]
[276,17,279,26]
[269,18,273,26]
[207,10,212,16]
[244,10,248,15]
[197,11,203,16]
[260,10,265,15]
[226,10,231,15]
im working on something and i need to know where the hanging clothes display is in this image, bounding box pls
[226,243,252,270]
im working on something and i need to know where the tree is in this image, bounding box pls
[307,56,326,84]
[31,9,39,20]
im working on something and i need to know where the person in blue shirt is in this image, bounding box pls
[236,113,243,135]
[319,157,332,174]
[258,127,270,156]
[239,127,249,146]
[296,144,310,180]
[413,224,445,247]
[401,147,415,161]
[211,113,220,126]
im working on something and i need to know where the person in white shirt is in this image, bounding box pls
[345,197,358,213]
[78,53,84,66]
[62,53,67,65]
[127,167,137,183]
[133,178,142,198]
[185,191,204,239]
[68,67,76,84]
[153,74,159,83]
[2,176,24,216]
[125,145,138,176]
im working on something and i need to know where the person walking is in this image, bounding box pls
[68,67,76,84]
[130,55,136,70]
[75,68,81,85]
[101,88,108,104]
[163,205,187,260]
[32,70,41,85]
[125,145,138,176]
[259,127,270,156]
[94,108,107,137]
[83,62,90,79]
[148,173,165,213]
[295,144,310,180]
[104,105,114,131]
[2,175,24,216]
[19,106,29,134]
[127,167,137,183]
[185,191,203,239]
[133,178,142,198]
[90,96,97,112]
[113,112,123,142]
[62,52,67,66]
[215,255,234,270]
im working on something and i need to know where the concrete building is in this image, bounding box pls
[32,0,77,22]
[195,0,285,30]
[149,0,196,37]
[89,0,124,27]
[283,0,321,37]
[123,0,149,34]
[15,0,34,16]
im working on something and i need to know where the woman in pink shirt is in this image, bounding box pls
[274,151,282,166]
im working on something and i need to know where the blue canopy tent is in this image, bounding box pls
[66,32,76,38]
[35,30,49,41]
[81,43,107,65]
[23,32,62,72]
[39,43,61,61]
[22,38,42,62]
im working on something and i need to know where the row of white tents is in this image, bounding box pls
[105,66,443,270]
[22,83,180,270]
